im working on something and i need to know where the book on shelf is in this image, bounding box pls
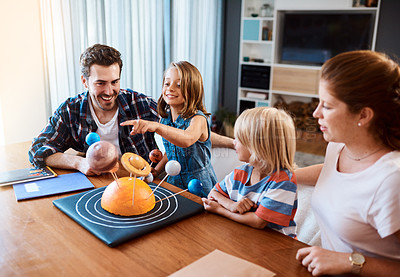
[246,91,267,100]
[0,166,57,187]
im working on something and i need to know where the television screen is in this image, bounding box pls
[278,11,375,66]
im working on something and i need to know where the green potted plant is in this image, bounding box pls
[214,107,237,138]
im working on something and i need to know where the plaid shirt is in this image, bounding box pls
[29,89,159,167]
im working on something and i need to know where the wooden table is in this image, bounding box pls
[0,142,312,276]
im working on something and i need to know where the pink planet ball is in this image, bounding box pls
[86,141,118,172]
[149,149,163,163]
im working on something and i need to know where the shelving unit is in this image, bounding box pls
[238,0,275,113]
[237,0,381,115]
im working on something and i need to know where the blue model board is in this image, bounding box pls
[53,184,204,247]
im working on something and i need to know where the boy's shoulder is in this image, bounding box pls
[269,168,295,183]
[228,164,252,184]
[266,169,297,193]
[233,163,252,174]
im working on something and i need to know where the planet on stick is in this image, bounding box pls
[121,153,151,177]
[144,173,154,183]
[129,155,145,170]
[188,179,203,196]
[165,160,181,176]
[149,149,163,163]
[86,141,118,172]
[85,132,100,146]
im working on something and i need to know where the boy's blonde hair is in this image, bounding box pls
[234,107,296,175]
[158,61,209,119]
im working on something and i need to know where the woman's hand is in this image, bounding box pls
[296,246,351,276]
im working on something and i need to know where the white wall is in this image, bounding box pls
[0,0,47,146]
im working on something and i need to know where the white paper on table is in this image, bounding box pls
[169,249,276,277]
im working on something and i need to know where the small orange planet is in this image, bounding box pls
[101,177,155,216]
[149,149,163,163]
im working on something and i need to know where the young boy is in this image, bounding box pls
[202,107,298,238]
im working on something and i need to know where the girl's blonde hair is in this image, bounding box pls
[158,61,209,119]
[234,107,296,175]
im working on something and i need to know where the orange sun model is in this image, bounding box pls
[100,152,154,216]
[101,177,155,216]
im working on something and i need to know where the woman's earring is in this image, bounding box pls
[358,122,362,127]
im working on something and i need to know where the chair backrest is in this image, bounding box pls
[294,183,321,246]
[211,147,245,182]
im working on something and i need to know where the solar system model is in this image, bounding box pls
[85,133,203,216]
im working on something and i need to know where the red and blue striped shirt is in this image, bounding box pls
[214,164,298,238]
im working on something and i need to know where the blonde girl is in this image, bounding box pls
[121,61,217,197]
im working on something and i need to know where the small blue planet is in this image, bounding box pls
[188,179,203,196]
[85,132,100,146]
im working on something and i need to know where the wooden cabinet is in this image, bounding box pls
[271,66,320,95]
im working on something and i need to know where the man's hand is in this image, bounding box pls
[45,153,102,176]
[76,157,102,176]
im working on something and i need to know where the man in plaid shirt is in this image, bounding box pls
[29,44,159,175]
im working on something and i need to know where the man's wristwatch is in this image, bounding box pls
[349,252,365,274]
